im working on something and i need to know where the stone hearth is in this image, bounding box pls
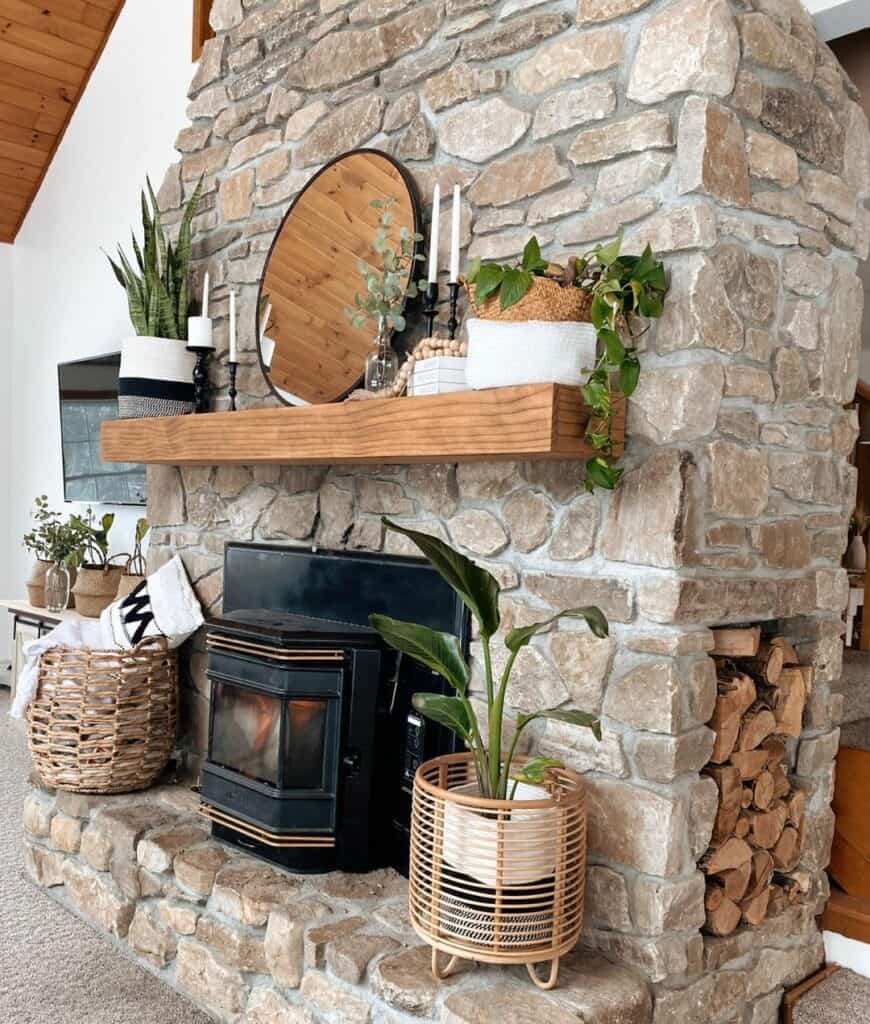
[23,780,653,1023]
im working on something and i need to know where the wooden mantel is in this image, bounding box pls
[100,384,623,467]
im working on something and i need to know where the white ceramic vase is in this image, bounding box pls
[465,319,598,390]
[118,336,197,418]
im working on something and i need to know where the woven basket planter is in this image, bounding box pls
[27,638,178,794]
[72,565,125,618]
[467,277,593,323]
[115,573,146,600]
[26,559,52,608]
[409,752,586,991]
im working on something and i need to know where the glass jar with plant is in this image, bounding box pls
[69,509,125,618]
[369,519,605,988]
[23,496,88,610]
[466,233,667,491]
[345,196,424,396]
[106,178,204,418]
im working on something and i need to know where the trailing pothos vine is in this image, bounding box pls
[467,235,668,492]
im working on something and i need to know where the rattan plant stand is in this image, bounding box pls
[409,752,586,991]
[27,637,178,794]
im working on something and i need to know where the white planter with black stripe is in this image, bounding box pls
[118,336,196,418]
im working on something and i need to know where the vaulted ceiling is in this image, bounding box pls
[0,0,124,244]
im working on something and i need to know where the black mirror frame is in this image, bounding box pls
[255,147,424,407]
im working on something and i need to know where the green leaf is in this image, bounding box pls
[619,354,641,396]
[599,328,625,365]
[466,256,482,284]
[505,606,609,653]
[369,614,470,695]
[510,756,564,786]
[499,268,533,310]
[473,263,505,302]
[518,708,602,742]
[411,693,475,743]
[521,236,548,273]
[585,457,623,491]
[595,233,622,268]
[381,519,501,639]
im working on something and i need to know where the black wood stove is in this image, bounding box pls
[199,543,468,875]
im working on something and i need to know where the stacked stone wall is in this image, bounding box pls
[139,0,870,1018]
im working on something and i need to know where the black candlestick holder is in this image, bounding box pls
[447,282,460,341]
[187,346,212,415]
[228,360,239,412]
[423,281,439,338]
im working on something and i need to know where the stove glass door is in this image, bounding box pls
[211,681,281,786]
[283,698,329,789]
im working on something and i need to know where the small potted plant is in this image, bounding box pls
[107,178,203,418]
[23,497,87,610]
[70,509,125,617]
[370,519,606,990]
[116,518,150,599]
[345,196,423,396]
[466,234,667,491]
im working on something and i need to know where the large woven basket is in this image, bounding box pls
[467,276,593,323]
[27,638,178,794]
[409,752,586,991]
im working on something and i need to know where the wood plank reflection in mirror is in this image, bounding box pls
[258,149,420,406]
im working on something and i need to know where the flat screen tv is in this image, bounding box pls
[58,353,147,506]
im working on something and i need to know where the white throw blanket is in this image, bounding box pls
[10,616,110,719]
[10,555,204,720]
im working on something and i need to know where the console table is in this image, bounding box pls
[0,600,78,701]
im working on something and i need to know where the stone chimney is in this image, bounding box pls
[144,0,870,1018]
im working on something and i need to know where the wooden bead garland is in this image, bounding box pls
[389,334,469,397]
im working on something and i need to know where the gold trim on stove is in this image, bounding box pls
[207,634,345,662]
[199,802,336,848]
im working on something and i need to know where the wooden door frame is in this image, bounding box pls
[193,0,215,61]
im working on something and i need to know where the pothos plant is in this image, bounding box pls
[467,234,668,492]
[345,196,425,334]
[370,519,606,800]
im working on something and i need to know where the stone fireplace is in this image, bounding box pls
[22,0,870,1021]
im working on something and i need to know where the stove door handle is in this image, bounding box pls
[342,749,362,775]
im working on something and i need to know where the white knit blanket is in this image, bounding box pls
[10,555,203,720]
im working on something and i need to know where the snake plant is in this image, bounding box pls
[107,177,203,341]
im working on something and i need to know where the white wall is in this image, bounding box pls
[0,242,12,652]
[805,0,870,41]
[6,1,193,614]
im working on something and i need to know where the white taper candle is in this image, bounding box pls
[450,185,461,283]
[202,271,210,319]
[229,290,237,363]
[428,184,440,285]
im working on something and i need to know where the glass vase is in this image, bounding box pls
[365,317,399,396]
[44,563,71,615]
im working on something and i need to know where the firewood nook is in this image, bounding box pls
[21,0,870,1022]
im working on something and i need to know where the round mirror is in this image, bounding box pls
[256,149,421,405]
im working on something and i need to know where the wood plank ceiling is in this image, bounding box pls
[0,0,124,244]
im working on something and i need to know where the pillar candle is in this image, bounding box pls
[428,184,440,285]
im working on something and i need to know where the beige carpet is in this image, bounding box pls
[0,687,212,1024]
[794,968,870,1023]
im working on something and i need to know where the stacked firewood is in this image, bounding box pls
[701,626,813,937]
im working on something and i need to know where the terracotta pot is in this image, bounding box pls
[26,559,52,608]
[115,573,146,600]
[72,565,125,618]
